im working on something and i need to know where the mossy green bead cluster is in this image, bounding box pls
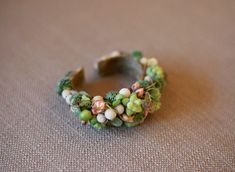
[56,77,72,95]
[126,93,143,116]
[146,65,164,81]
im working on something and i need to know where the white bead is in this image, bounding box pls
[62,89,71,99]
[115,105,124,115]
[104,109,117,120]
[96,114,106,123]
[119,88,131,98]
[66,94,72,105]
[140,57,148,65]
[147,57,158,66]
[144,76,153,82]
[92,95,103,103]
[70,90,78,95]
[110,50,121,57]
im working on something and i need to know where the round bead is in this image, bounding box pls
[122,114,134,122]
[62,89,71,99]
[119,88,131,98]
[91,100,106,114]
[104,109,117,121]
[148,57,158,66]
[110,50,121,57]
[92,95,103,103]
[136,88,144,98]
[115,104,124,115]
[144,76,153,83]
[140,57,148,65]
[131,82,140,91]
[79,110,92,121]
[96,114,106,123]
[66,94,72,105]
[70,90,78,95]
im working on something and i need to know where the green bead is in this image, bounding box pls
[127,102,134,109]
[132,50,143,62]
[155,78,166,90]
[105,91,117,102]
[133,113,145,122]
[55,77,72,95]
[79,91,91,98]
[110,117,123,127]
[71,105,81,117]
[70,94,80,106]
[79,95,91,109]
[146,66,164,81]
[135,99,142,106]
[138,80,150,89]
[112,99,121,107]
[79,110,92,121]
[124,121,140,127]
[89,117,98,125]
[93,123,106,130]
[122,98,129,106]
[148,88,161,102]
[132,106,142,113]
[149,102,161,113]
[130,93,138,101]
[115,94,124,100]
[126,108,134,116]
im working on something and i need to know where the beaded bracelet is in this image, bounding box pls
[55,50,166,130]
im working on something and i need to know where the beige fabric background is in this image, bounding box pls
[0,0,235,171]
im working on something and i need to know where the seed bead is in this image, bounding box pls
[96,114,106,123]
[119,88,131,98]
[104,109,117,120]
[62,89,71,99]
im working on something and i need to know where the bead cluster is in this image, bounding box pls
[56,51,166,130]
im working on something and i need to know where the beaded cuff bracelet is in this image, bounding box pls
[55,51,166,130]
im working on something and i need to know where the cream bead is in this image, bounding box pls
[66,94,72,105]
[144,76,153,82]
[122,114,134,122]
[92,95,103,103]
[140,57,148,65]
[62,89,71,99]
[147,57,158,66]
[96,114,106,123]
[104,109,117,121]
[110,50,121,57]
[115,105,124,115]
[119,88,131,98]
